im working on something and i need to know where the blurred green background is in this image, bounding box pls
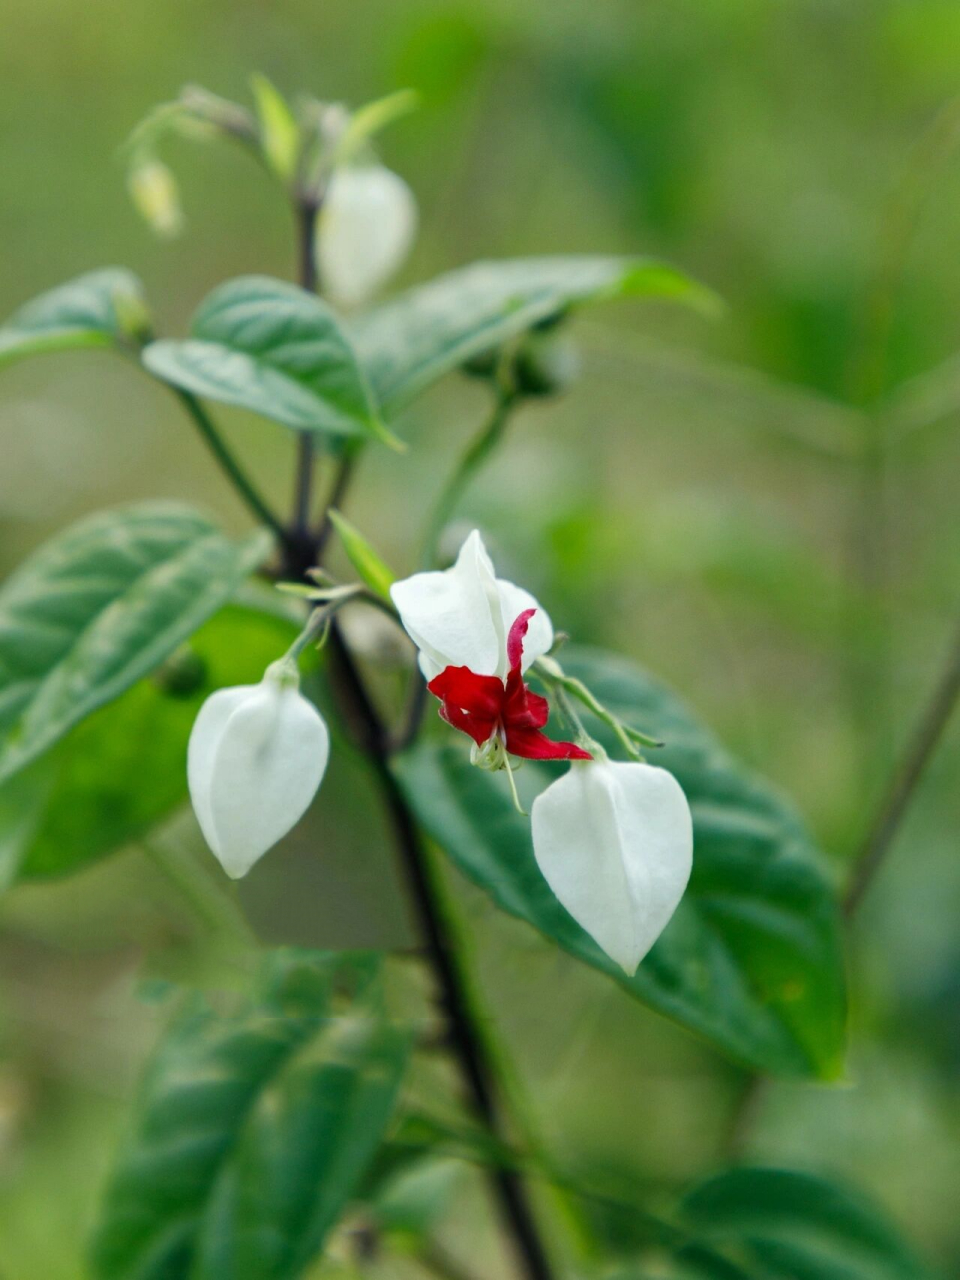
[2,0,960,1275]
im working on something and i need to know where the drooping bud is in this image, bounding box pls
[127,158,184,239]
[187,662,329,878]
[531,760,692,975]
[318,164,417,307]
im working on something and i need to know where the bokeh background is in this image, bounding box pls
[2,0,960,1276]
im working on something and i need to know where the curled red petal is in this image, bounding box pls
[428,665,505,720]
[506,608,537,672]
[504,726,592,761]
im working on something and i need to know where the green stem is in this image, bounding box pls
[175,389,287,542]
[421,386,520,568]
[141,838,256,948]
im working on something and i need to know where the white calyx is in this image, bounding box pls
[318,163,417,307]
[187,662,330,879]
[531,760,693,975]
[389,529,554,682]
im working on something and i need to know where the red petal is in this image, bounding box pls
[506,608,537,672]
[438,702,497,748]
[428,666,505,720]
[503,678,550,729]
[504,726,592,761]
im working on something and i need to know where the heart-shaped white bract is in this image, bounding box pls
[531,760,693,975]
[318,163,418,307]
[390,529,553,682]
[187,673,329,879]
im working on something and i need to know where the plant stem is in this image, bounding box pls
[175,389,287,541]
[292,200,322,539]
[421,386,520,568]
[292,191,554,1280]
[843,615,960,915]
[323,626,555,1280]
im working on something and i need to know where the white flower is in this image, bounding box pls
[531,760,693,975]
[319,163,417,307]
[390,530,554,682]
[187,664,329,879]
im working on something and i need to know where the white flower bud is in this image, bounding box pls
[187,665,329,879]
[318,163,417,307]
[531,760,693,975]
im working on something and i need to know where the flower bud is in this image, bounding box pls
[187,665,329,878]
[318,163,417,307]
[513,333,580,398]
[531,760,692,975]
[127,158,184,239]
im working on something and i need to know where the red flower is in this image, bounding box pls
[427,610,592,762]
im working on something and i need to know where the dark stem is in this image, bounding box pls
[323,626,554,1280]
[292,190,554,1279]
[843,615,960,915]
[292,200,322,538]
[175,389,287,541]
[314,451,358,557]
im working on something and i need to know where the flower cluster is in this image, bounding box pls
[187,531,692,974]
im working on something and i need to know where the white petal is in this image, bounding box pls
[390,530,504,679]
[319,165,417,308]
[189,682,329,879]
[531,761,692,975]
[187,684,258,856]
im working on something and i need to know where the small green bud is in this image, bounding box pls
[153,645,206,698]
[513,333,580,397]
[128,158,184,239]
[461,346,500,380]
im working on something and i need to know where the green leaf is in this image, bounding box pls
[250,74,300,181]
[334,88,419,166]
[0,268,150,369]
[5,603,298,883]
[678,1167,943,1280]
[393,647,846,1079]
[353,255,721,411]
[0,502,271,788]
[90,950,409,1280]
[142,276,396,446]
[327,510,396,600]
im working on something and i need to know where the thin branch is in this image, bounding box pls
[421,386,520,568]
[292,200,322,538]
[843,615,960,915]
[175,389,287,541]
[314,451,358,557]
[728,614,960,1159]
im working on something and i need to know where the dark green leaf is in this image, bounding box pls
[0,268,149,367]
[142,276,393,445]
[393,647,845,1078]
[6,604,298,883]
[353,255,720,411]
[678,1167,942,1280]
[91,950,409,1280]
[0,502,271,787]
